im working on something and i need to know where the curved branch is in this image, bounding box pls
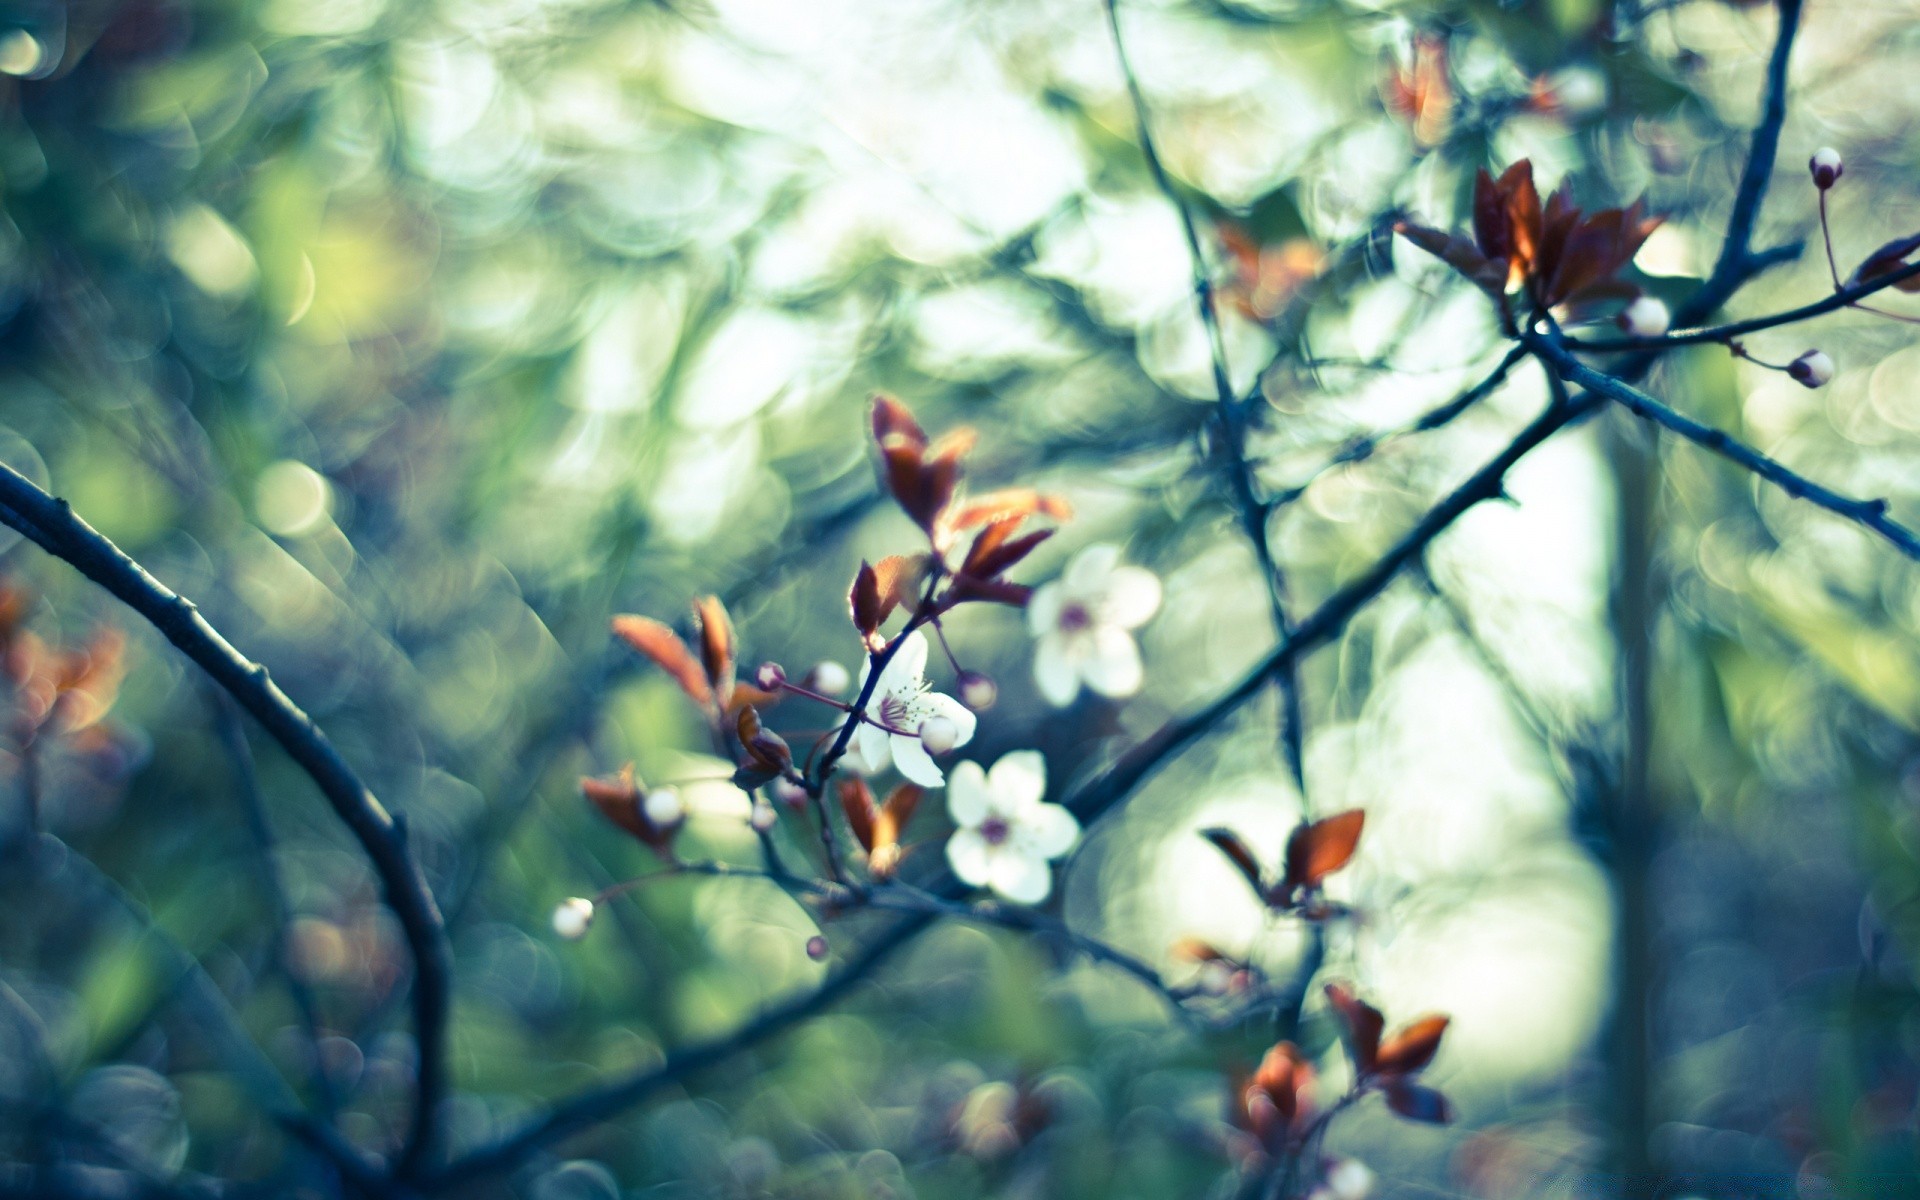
[0,463,453,1179]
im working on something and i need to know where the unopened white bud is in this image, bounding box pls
[1617,296,1670,338]
[749,799,777,832]
[1810,147,1843,190]
[643,786,684,828]
[754,661,786,691]
[1788,349,1835,388]
[958,671,998,711]
[807,660,850,696]
[918,716,960,754]
[551,897,595,941]
[770,777,809,810]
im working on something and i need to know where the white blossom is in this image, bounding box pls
[944,751,1079,904]
[843,631,975,786]
[1028,544,1161,707]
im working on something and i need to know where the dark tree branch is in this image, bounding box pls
[1701,0,1805,302]
[0,463,453,1181]
[1530,336,1920,562]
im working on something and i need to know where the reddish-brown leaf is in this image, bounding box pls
[583,765,648,842]
[963,522,1054,582]
[850,562,883,644]
[693,595,735,705]
[1384,1081,1453,1124]
[1853,232,1920,292]
[736,707,792,779]
[943,576,1033,608]
[838,776,877,853]
[1375,1015,1450,1077]
[943,488,1073,536]
[869,783,922,878]
[1170,936,1231,964]
[1324,982,1384,1073]
[1282,809,1365,890]
[872,554,928,622]
[612,616,713,708]
[1201,827,1267,898]
[870,393,927,452]
[1395,222,1506,299]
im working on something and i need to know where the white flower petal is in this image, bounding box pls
[988,750,1047,810]
[1101,566,1162,629]
[1063,543,1120,597]
[1027,580,1062,636]
[1080,627,1143,698]
[878,630,929,693]
[890,732,945,787]
[917,691,976,750]
[1015,802,1080,859]
[1033,634,1082,707]
[946,760,991,827]
[988,850,1053,904]
[851,719,892,774]
[946,827,994,886]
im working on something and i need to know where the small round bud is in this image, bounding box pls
[770,777,809,811]
[807,660,851,696]
[1788,349,1835,388]
[1809,147,1843,190]
[643,786,684,828]
[754,661,786,691]
[551,897,595,941]
[749,798,777,832]
[918,715,960,755]
[958,670,998,711]
[805,934,829,961]
[1617,295,1671,338]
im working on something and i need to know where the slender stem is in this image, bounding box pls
[0,462,453,1180]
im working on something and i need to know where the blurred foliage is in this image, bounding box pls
[3,0,1920,1196]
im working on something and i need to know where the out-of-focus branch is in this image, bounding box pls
[0,463,453,1181]
[30,835,389,1197]
[1530,337,1920,562]
[427,909,934,1191]
[209,691,339,1120]
[1103,0,1309,789]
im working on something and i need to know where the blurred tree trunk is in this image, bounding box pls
[1607,415,1660,1200]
